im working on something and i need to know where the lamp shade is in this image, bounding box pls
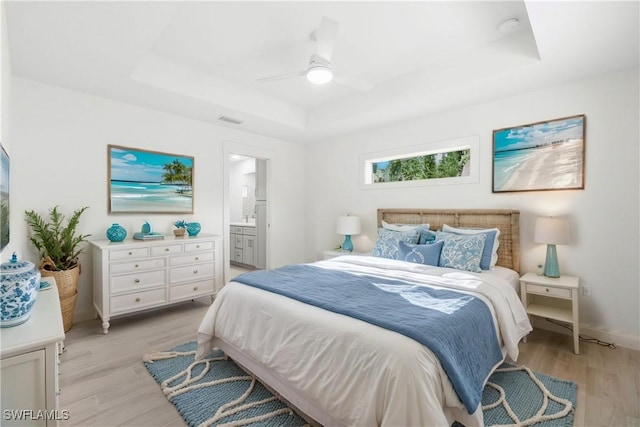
[336,216,361,235]
[534,217,569,245]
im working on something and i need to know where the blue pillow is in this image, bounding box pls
[397,241,444,266]
[436,231,486,273]
[372,228,420,259]
[441,225,499,270]
[418,227,437,244]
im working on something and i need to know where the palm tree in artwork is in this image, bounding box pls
[162,160,192,186]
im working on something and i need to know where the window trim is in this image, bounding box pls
[359,135,480,190]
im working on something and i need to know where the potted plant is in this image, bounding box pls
[24,205,90,331]
[173,220,187,237]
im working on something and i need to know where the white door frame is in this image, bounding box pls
[222,140,273,284]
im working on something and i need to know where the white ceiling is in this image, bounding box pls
[5,1,639,143]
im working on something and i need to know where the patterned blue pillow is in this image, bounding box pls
[442,225,500,270]
[436,231,487,273]
[397,241,444,266]
[418,228,437,244]
[372,228,420,259]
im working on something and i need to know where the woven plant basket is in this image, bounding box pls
[39,257,80,299]
[60,291,77,332]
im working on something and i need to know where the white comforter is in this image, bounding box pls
[197,256,531,427]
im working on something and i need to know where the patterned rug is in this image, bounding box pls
[144,342,577,427]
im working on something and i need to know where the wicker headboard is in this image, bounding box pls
[377,209,520,273]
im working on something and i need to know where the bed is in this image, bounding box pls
[196,209,532,426]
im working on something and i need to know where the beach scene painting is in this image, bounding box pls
[108,145,194,213]
[493,115,585,193]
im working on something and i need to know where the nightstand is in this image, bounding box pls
[323,250,368,260]
[519,272,580,354]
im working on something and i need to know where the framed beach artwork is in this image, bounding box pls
[1,143,9,250]
[492,115,585,193]
[108,145,194,213]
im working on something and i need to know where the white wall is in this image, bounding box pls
[10,77,307,322]
[0,0,14,258]
[306,69,640,347]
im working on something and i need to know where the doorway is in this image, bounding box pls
[223,141,272,285]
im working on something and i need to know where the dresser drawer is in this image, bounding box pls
[526,283,571,298]
[111,270,166,293]
[150,244,182,257]
[170,251,215,267]
[169,280,215,301]
[185,241,214,253]
[110,288,166,314]
[110,258,166,274]
[109,247,149,261]
[169,263,215,284]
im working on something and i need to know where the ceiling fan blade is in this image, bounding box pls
[315,16,339,61]
[256,70,306,83]
[334,73,374,92]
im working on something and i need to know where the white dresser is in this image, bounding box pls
[90,234,222,334]
[0,277,65,426]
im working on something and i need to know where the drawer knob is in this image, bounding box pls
[135,297,141,302]
[193,269,198,274]
[165,248,170,252]
[196,245,200,248]
[128,251,133,255]
[195,257,199,261]
[134,279,141,283]
[193,286,199,291]
[545,288,550,292]
[135,264,139,268]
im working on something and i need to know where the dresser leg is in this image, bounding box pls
[102,321,110,334]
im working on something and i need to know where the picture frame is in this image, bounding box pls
[492,114,585,193]
[1,143,9,250]
[108,145,194,214]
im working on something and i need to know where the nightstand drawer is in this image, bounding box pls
[526,283,571,298]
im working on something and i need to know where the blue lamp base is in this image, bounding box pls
[341,235,353,252]
[543,244,561,278]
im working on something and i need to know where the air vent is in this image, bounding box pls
[218,115,243,125]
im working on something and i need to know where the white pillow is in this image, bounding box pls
[382,220,430,231]
[442,224,500,269]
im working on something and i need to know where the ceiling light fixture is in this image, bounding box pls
[498,17,520,32]
[306,53,333,85]
[306,66,333,84]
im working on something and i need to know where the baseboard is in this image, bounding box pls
[533,318,640,350]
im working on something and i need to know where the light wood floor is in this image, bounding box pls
[59,301,639,427]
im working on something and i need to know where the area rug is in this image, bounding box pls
[144,342,577,427]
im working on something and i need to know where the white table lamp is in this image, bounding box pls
[534,217,569,278]
[336,215,361,252]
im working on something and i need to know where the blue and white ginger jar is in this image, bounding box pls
[0,253,41,327]
[106,223,127,242]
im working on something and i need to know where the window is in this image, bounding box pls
[360,135,479,189]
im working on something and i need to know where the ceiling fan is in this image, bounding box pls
[256,16,373,92]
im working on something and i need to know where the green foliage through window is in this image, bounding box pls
[372,149,470,183]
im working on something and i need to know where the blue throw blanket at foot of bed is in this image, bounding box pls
[234,264,503,413]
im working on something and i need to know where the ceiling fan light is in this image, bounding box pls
[306,66,333,84]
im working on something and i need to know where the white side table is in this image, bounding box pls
[1,277,65,426]
[519,272,580,354]
[322,250,369,260]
